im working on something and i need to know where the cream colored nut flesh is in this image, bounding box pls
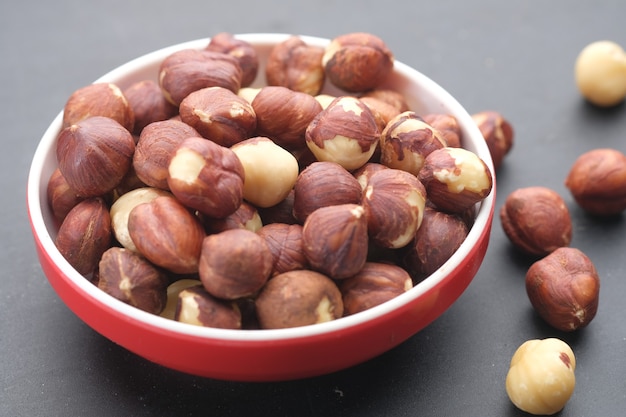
[575,40,626,107]
[506,338,576,415]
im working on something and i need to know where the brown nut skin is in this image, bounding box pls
[353,162,389,190]
[158,49,243,106]
[175,285,242,329]
[322,32,394,92]
[302,203,369,279]
[255,269,344,329]
[292,161,363,223]
[500,187,573,256]
[110,187,172,252]
[565,148,626,216]
[205,32,259,88]
[418,147,493,214]
[62,82,134,132]
[133,119,200,190]
[122,80,178,135]
[54,197,112,276]
[422,113,462,148]
[56,116,136,198]
[401,206,469,281]
[202,201,263,234]
[167,136,245,218]
[97,247,168,315]
[305,96,380,171]
[179,86,257,147]
[128,195,205,274]
[257,189,298,225]
[362,168,427,249]
[265,36,326,95]
[361,89,410,114]
[471,111,514,170]
[358,96,401,132]
[257,223,308,276]
[199,228,273,300]
[340,262,413,315]
[47,168,84,224]
[526,247,600,332]
[380,111,447,176]
[251,86,322,150]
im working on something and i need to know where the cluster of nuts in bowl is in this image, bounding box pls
[48,32,495,331]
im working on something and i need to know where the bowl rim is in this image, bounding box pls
[27,33,495,343]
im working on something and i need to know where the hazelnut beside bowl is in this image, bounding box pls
[27,33,495,382]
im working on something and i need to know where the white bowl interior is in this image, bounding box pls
[27,33,495,342]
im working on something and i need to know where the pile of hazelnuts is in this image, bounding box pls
[48,32,495,331]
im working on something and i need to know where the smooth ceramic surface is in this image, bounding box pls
[27,34,495,381]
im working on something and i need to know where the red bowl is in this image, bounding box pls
[27,34,495,381]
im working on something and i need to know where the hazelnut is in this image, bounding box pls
[122,80,178,135]
[471,111,514,170]
[97,247,168,314]
[526,247,600,332]
[422,113,462,148]
[237,87,261,104]
[199,229,273,300]
[175,285,242,329]
[178,86,257,147]
[292,161,363,223]
[352,162,388,190]
[54,197,112,276]
[202,201,263,234]
[133,119,200,190]
[401,206,469,280]
[160,278,203,320]
[167,136,245,218]
[251,86,322,150]
[340,262,413,315]
[231,137,299,208]
[418,147,493,214]
[322,32,394,92]
[47,168,84,223]
[358,96,402,132]
[506,338,576,415]
[257,223,308,276]
[110,187,172,252]
[302,204,369,279]
[128,195,205,274]
[360,89,409,113]
[62,82,134,132]
[158,49,242,105]
[380,111,446,176]
[362,168,427,249]
[305,96,380,171]
[565,148,626,216]
[265,36,326,95]
[500,187,572,256]
[56,116,135,198]
[257,189,298,225]
[255,269,343,329]
[575,40,626,107]
[205,32,259,87]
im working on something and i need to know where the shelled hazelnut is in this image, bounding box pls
[255,269,343,329]
[422,113,462,148]
[506,338,576,415]
[575,40,626,107]
[56,116,135,198]
[265,36,326,95]
[500,186,572,256]
[123,80,178,135]
[380,111,446,176]
[525,247,600,332]
[97,247,169,315]
[565,148,626,216]
[175,285,242,329]
[471,111,514,170]
[205,32,259,88]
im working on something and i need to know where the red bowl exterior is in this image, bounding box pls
[29,202,492,381]
[27,34,496,381]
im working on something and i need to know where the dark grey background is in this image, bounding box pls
[3,1,626,416]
